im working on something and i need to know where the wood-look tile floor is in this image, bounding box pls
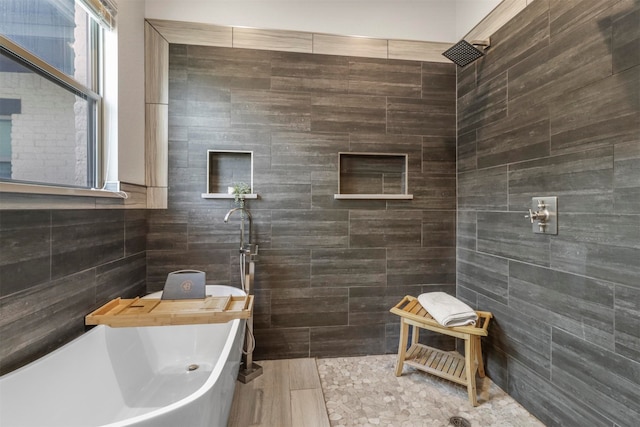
[228,358,330,427]
[229,355,543,427]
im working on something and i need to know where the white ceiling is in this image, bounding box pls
[143,0,502,43]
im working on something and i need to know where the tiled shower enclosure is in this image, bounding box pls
[455,1,640,425]
[146,45,458,359]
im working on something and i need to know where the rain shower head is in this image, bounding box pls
[442,39,490,67]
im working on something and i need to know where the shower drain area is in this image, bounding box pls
[187,364,200,371]
[317,355,544,426]
[449,416,471,427]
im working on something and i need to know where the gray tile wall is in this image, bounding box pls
[456,0,640,425]
[148,45,458,359]
[0,209,147,375]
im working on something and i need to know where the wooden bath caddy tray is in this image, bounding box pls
[86,295,253,327]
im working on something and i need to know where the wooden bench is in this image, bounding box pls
[390,295,492,406]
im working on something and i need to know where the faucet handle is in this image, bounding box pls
[525,209,536,224]
[526,208,549,224]
[254,245,259,259]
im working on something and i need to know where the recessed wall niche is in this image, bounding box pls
[201,150,257,199]
[335,152,413,200]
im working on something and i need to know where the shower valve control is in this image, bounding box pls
[524,197,557,235]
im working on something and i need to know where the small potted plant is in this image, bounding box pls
[231,182,251,208]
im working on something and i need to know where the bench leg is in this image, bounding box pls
[475,336,485,378]
[411,324,420,345]
[395,319,409,377]
[465,337,478,406]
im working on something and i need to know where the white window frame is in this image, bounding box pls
[0,0,121,200]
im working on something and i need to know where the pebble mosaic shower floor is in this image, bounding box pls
[317,354,544,427]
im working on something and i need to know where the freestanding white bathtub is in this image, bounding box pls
[0,285,246,427]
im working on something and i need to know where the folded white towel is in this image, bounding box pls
[417,292,478,327]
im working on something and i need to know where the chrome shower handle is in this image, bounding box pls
[525,197,558,235]
[525,208,549,224]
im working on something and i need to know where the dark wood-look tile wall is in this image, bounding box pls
[457,0,640,425]
[0,210,147,375]
[149,45,457,361]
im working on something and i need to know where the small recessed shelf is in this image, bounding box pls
[334,152,413,200]
[334,193,413,200]
[201,193,258,199]
[201,150,257,199]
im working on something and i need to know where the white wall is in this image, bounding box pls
[143,0,501,42]
[115,0,501,187]
[144,0,459,42]
[456,0,502,39]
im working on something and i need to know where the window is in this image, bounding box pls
[0,0,112,190]
[0,117,12,178]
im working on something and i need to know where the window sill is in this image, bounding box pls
[0,182,127,199]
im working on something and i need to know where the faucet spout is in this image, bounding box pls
[223,207,253,252]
